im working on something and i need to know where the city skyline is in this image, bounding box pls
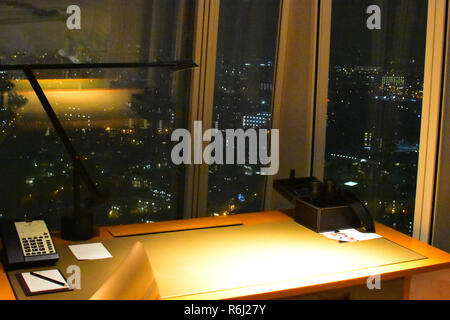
[324,0,428,235]
[0,48,276,228]
[0,0,428,236]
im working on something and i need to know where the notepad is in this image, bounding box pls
[16,270,72,296]
[321,228,382,242]
[69,242,113,260]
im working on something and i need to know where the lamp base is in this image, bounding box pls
[61,214,94,241]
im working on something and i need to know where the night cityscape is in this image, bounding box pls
[0,61,187,228]
[0,1,196,229]
[325,64,424,236]
[0,0,427,236]
[324,0,428,235]
[0,53,278,230]
[207,57,275,216]
[0,0,282,229]
[206,0,279,216]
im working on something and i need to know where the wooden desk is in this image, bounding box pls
[1,211,449,300]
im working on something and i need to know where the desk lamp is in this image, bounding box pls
[0,61,197,241]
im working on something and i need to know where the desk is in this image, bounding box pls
[1,211,449,300]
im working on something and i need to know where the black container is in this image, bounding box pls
[274,176,368,233]
[295,197,362,233]
[273,176,322,202]
[61,213,94,241]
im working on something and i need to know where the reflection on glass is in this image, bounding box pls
[207,0,280,216]
[0,67,191,229]
[0,0,193,65]
[0,0,195,229]
[323,0,428,235]
[0,71,72,227]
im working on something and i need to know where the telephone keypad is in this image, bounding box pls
[15,221,56,257]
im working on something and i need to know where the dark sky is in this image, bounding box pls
[216,0,280,63]
[330,0,428,68]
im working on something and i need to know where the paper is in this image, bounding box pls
[321,228,382,243]
[69,242,113,260]
[22,270,70,293]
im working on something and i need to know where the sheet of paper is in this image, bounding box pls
[22,270,69,293]
[69,242,113,260]
[321,228,382,242]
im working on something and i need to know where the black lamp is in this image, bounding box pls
[0,60,197,241]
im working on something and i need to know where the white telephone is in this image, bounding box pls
[1,220,59,270]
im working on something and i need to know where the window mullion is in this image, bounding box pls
[263,0,295,210]
[413,0,447,242]
[185,0,220,218]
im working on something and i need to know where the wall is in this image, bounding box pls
[432,3,450,253]
[270,0,318,210]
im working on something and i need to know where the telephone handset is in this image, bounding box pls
[341,190,376,233]
[0,220,59,270]
[305,179,376,233]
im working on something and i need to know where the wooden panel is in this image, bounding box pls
[2,211,449,300]
[271,0,318,210]
[0,211,290,300]
[107,211,292,237]
[168,258,449,300]
[108,216,243,237]
[409,269,450,300]
[0,262,15,300]
[282,278,404,300]
[374,222,450,260]
[163,219,450,300]
[145,221,424,299]
[8,220,425,300]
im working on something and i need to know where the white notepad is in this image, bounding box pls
[17,270,72,296]
[69,242,113,260]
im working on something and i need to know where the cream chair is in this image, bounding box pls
[90,241,160,300]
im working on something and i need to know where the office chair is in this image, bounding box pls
[90,241,160,300]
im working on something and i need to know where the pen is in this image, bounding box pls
[30,272,66,287]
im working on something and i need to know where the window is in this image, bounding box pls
[0,0,193,64]
[206,0,281,216]
[315,0,429,235]
[0,0,195,229]
[0,0,284,229]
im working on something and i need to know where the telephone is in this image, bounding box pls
[0,220,59,270]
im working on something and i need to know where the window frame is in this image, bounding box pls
[432,2,450,251]
[312,0,448,242]
[185,0,220,218]
[187,0,286,217]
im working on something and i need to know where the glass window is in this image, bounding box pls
[0,1,195,229]
[319,0,428,235]
[0,0,194,64]
[0,70,72,228]
[207,0,280,215]
[206,0,281,216]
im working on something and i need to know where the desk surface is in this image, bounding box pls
[1,211,450,300]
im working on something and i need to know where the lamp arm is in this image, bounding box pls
[0,60,197,72]
[4,60,197,207]
[22,67,103,202]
